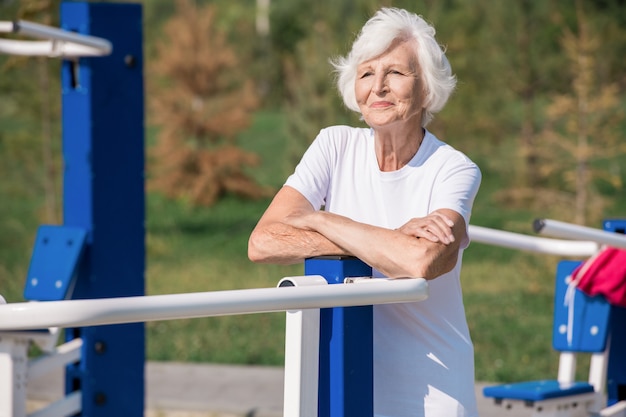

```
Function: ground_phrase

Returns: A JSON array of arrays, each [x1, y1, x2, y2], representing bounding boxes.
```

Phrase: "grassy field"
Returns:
[[2, 109, 622, 383]]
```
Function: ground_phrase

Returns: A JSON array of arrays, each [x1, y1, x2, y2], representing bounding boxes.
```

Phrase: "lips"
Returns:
[[371, 101, 393, 108]]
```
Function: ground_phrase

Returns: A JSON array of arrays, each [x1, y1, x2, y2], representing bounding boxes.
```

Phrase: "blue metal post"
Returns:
[[305, 257, 374, 417], [603, 219, 626, 406], [61, 2, 144, 416]]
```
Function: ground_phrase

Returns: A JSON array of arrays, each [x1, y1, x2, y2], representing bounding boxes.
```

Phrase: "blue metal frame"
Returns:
[[305, 257, 373, 417], [60, 2, 145, 415], [603, 219, 626, 406]]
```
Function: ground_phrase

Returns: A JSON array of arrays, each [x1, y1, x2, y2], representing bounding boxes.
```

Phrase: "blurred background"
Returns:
[[1, 0, 625, 383]]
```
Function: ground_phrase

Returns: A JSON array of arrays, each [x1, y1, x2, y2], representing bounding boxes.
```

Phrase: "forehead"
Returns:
[[358, 39, 418, 69]]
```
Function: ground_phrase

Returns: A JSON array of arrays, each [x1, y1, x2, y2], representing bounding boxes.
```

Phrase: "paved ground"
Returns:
[[27, 361, 526, 417]]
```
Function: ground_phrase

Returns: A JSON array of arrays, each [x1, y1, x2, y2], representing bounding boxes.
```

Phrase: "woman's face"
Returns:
[[355, 39, 425, 130]]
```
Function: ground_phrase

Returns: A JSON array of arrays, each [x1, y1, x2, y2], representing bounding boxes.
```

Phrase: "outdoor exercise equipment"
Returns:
[[482, 219, 626, 417], [0, 19, 111, 57], [1, 2, 625, 417], [1, 2, 144, 416]]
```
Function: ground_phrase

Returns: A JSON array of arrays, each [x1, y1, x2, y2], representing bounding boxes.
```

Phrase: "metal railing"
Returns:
[[469, 219, 626, 257], [469, 224, 600, 256], [2, 218, 625, 417], [0, 276, 428, 417], [0, 277, 427, 331], [534, 219, 626, 249], [0, 20, 112, 57]]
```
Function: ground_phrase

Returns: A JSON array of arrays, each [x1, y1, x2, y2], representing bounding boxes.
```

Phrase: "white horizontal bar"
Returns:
[[0, 39, 107, 57], [469, 225, 599, 257], [534, 219, 626, 249], [0, 278, 428, 331], [0, 20, 111, 57], [599, 400, 626, 417], [0, 329, 57, 344], [28, 390, 81, 417], [28, 338, 82, 380], [15, 21, 110, 51]]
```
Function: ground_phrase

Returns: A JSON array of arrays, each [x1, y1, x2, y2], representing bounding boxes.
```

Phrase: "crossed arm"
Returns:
[[248, 186, 467, 280]]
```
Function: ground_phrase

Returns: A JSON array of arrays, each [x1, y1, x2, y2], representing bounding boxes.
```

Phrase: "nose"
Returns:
[[373, 72, 388, 95]]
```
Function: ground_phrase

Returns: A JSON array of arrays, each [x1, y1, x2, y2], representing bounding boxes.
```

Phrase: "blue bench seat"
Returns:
[[483, 380, 595, 402]]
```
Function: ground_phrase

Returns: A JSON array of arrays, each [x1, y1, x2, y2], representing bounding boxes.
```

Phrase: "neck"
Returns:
[[374, 128, 425, 172]]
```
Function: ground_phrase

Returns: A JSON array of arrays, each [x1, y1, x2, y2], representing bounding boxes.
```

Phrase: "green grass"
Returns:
[[145, 193, 301, 365], [144, 110, 302, 365], [462, 251, 560, 382]]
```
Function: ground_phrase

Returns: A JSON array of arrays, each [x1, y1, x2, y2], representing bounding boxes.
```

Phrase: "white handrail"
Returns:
[[0, 20, 112, 57], [469, 225, 600, 257], [0, 277, 428, 331], [534, 219, 626, 249]]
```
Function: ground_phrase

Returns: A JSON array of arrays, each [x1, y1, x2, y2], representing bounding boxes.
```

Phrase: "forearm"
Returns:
[[248, 221, 350, 264], [310, 211, 459, 279]]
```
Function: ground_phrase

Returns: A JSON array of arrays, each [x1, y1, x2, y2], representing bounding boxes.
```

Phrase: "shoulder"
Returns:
[[423, 130, 480, 174], [309, 126, 371, 158]]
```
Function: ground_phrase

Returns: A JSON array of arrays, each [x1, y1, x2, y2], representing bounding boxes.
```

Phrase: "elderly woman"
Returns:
[[249, 7, 481, 417]]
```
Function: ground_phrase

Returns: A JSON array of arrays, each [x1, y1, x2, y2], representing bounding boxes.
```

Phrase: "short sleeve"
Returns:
[[432, 156, 481, 224], [284, 128, 334, 210], [430, 154, 481, 249]]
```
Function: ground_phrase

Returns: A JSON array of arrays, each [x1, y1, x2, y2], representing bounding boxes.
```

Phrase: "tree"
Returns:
[[278, 0, 382, 175], [1, 0, 62, 224], [528, 0, 624, 224], [148, 0, 271, 206], [281, 19, 359, 171]]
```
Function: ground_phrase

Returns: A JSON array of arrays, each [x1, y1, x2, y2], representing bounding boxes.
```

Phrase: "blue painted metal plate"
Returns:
[[24, 225, 87, 301], [553, 260, 611, 352]]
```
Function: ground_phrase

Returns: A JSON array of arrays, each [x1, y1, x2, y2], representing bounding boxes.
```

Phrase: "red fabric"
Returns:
[[571, 247, 626, 307]]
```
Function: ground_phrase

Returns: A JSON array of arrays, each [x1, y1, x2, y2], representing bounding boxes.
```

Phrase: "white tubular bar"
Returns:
[[469, 225, 599, 257], [28, 390, 81, 417], [0, 20, 111, 57], [0, 277, 428, 331], [0, 39, 106, 57], [557, 352, 577, 384], [284, 309, 320, 417], [280, 275, 328, 417], [27, 338, 82, 381], [588, 351, 609, 394], [599, 401, 626, 417], [534, 219, 626, 249]]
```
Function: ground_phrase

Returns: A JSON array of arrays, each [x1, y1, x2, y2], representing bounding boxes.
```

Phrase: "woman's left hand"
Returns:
[[396, 212, 456, 245]]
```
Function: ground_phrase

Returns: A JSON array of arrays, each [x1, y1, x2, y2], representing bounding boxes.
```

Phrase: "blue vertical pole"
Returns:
[[305, 257, 374, 417], [603, 219, 626, 406], [61, 2, 144, 416]]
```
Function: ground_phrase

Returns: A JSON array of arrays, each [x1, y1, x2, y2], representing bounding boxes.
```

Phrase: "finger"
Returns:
[[430, 212, 455, 228], [398, 223, 442, 243], [421, 220, 454, 244]]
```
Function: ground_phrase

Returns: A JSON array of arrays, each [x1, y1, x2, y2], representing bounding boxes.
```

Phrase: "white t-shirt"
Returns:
[[285, 126, 481, 417]]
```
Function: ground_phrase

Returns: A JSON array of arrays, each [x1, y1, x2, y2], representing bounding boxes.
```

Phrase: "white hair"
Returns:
[[331, 7, 456, 127]]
